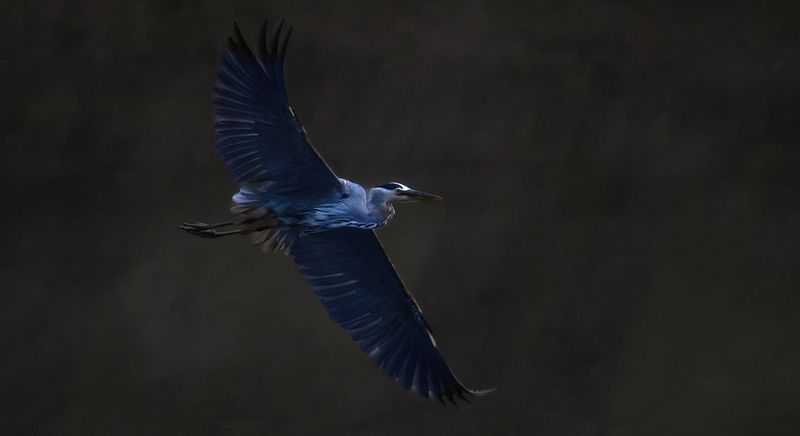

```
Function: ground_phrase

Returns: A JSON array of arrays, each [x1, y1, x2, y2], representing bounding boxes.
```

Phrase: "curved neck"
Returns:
[[366, 188, 395, 224]]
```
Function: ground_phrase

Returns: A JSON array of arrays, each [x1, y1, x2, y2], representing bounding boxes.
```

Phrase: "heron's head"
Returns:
[[373, 182, 443, 204]]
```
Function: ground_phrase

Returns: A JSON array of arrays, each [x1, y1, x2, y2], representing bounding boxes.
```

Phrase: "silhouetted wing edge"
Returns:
[[288, 228, 493, 404]]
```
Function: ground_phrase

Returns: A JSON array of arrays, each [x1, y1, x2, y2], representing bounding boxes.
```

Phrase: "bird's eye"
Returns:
[[394, 188, 402, 194]]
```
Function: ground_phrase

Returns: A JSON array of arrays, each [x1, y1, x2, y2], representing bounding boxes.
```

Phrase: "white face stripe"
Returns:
[[390, 182, 411, 191]]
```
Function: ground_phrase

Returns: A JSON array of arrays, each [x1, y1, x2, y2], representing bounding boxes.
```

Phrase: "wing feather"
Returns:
[[289, 228, 491, 403], [213, 20, 342, 212]]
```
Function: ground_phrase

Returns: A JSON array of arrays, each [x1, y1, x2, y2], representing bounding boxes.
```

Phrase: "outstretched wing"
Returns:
[[214, 20, 341, 208], [290, 228, 492, 404]]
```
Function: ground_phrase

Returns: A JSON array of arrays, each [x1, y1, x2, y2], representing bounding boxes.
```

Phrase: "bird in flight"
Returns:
[[181, 19, 492, 404]]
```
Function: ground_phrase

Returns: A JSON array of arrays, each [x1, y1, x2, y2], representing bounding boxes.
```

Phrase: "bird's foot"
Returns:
[[180, 222, 218, 238], [181, 221, 209, 229], [180, 220, 245, 238]]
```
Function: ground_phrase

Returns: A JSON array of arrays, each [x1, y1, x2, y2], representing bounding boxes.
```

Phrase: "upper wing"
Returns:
[[214, 20, 341, 206], [290, 228, 491, 404]]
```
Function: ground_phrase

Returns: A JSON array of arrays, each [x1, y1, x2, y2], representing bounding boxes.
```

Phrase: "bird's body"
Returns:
[[301, 179, 397, 230], [233, 178, 395, 232], [181, 19, 491, 404]]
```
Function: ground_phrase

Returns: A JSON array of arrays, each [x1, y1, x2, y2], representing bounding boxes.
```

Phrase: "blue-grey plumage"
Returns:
[[181, 19, 493, 405]]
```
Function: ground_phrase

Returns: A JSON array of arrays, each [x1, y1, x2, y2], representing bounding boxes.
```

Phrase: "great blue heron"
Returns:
[[181, 19, 492, 404]]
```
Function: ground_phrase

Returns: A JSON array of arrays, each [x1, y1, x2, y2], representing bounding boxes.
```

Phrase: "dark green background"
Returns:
[[2, 1, 798, 434]]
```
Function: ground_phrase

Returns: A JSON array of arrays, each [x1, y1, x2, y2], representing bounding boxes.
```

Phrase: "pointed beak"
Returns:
[[405, 189, 443, 201]]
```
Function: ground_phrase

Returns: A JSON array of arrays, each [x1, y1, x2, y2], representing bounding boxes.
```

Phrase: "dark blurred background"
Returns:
[[2, 0, 799, 434]]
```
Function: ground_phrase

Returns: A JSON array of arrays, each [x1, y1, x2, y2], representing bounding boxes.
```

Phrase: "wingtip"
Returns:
[[258, 18, 269, 57], [443, 386, 495, 407], [468, 387, 497, 397], [433, 388, 495, 407], [232, 21, 243, 41], [228, 18, 292, 61], [423, 385, 495, 406], [278, 25, 293, 60], [445, 394, 459, 407], [268, 19, 286, 55]]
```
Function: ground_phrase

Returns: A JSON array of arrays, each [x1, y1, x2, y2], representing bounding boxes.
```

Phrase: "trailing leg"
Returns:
[[179, 221, 242, 238]]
